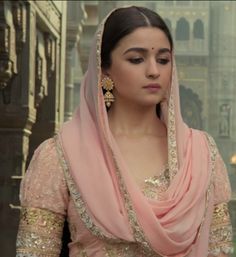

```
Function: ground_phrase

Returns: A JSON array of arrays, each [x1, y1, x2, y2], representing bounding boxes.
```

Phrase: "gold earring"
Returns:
[[101, 76, 115, 107]]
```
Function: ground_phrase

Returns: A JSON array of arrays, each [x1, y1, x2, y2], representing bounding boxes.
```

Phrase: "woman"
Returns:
[[16, 6, 234, 257]]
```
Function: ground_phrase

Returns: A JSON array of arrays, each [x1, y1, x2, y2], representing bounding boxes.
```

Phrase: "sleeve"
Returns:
[[213, 152, 231, 205], [208, 148, 234, 256], [16, 138, 69, 257]]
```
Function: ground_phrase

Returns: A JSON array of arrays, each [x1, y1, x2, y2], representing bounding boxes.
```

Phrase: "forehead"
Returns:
[[115, 27, 171, 51]]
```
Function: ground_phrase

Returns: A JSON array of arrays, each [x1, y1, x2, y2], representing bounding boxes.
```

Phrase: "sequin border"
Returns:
[[167, 90, 178, 180], [192, 132, 218, 245], [94, 14, 160, 256], [54, 130, 218, 257], [54, 135, 124, 244], [108, 144, 162, 257]]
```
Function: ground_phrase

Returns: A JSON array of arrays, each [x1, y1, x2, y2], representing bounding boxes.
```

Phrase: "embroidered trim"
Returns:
[[54, 118, 219, 256], [19, 207, 64, 234], [104, 241, 146, 257], [95, 16, 162, 256], [76, 242, 89, 257], [16, 254, 38, 257], [209, 225, 234, 256], [105, 133, 218, 257], [168, 90, 178, 181], [16, 207, 64, 257], [192, 133, 218, 244], [208, 202, 234, 255], [211, 203, 232, 226], [110, 147, 162, 257], [143, 166, 170, 200], [54, 132, 219, 256], [54, 135, 123, 244]]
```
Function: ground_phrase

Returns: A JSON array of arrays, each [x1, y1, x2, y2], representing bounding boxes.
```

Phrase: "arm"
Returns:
[[207, 145, 234, 257], [16, 207, 64, 256], [208, 203, 233, 257], [16, 138, 69, 257]]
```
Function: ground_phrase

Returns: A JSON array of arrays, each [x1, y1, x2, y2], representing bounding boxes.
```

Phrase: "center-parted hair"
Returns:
[[101, 6, 173, 69]]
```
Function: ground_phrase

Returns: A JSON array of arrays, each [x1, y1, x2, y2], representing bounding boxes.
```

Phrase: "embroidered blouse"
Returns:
[[16, 138, 234, 257]]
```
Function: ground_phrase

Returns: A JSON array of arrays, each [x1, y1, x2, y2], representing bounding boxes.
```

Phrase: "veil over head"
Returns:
[[59, 7, 217, 256]]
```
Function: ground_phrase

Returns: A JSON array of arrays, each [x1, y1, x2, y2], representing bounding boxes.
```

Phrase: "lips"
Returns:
[[143, 84, 161, 89]]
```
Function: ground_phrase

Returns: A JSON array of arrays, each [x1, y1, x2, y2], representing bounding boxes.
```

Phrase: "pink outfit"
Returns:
[[17, 137, 233, 257], [16, 7, 234, 257]]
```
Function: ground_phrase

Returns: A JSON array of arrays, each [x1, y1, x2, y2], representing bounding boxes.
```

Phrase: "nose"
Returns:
[[146, 59, 160, 79]]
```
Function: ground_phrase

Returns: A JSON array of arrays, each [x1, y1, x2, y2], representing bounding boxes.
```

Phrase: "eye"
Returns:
[[157, 58, 170, 65], [128, 57, 144, 64]]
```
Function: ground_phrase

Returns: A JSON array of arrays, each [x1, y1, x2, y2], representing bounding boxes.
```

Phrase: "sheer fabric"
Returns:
[[16, 6, 234, 257], [16, 138, 233, 257]]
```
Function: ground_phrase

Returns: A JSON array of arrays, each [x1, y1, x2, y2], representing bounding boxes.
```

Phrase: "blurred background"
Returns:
[[0, 1, 235, 256]]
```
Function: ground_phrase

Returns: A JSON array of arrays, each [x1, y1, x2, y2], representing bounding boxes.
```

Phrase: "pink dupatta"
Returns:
[[59, 8, 217, 257]]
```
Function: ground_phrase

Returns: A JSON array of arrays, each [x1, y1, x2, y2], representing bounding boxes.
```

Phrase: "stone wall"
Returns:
[[0, 1, 67, 256]]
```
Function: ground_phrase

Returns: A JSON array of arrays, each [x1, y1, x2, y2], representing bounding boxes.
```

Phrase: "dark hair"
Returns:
[[101, 6, 173, 69]]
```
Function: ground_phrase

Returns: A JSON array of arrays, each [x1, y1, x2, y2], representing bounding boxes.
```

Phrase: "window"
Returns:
[[193, 19, 204, 39], [176, 17, 190, 40]]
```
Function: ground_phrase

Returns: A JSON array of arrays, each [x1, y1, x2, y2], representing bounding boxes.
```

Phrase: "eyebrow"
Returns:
[[123, 47, 171, 55]]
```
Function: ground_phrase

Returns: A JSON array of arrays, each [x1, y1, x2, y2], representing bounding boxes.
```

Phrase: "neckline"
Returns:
[[135, 163, 169, 189]]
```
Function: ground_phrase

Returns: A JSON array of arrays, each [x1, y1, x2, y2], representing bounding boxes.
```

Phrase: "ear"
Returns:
[[101, 68, 110, 78]]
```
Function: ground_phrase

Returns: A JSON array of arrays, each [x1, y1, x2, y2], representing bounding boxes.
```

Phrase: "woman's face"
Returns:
[[104, 27, 172, 108]]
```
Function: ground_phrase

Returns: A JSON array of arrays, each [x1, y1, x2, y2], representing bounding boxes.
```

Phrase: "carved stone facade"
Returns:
[[64, 1, 86, 121], [0, 1, 67, 256]]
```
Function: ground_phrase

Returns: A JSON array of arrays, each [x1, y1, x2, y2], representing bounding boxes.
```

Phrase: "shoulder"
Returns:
[[20, 136, 69, 213], [32, 137, 57, 160], [191, 128, 213, 140], [28, 136, 65, 172], [191, 129, 218, 148], [21, 137, 60, 187], [24, 137, 64, 182], [190, 129, 231, 202]]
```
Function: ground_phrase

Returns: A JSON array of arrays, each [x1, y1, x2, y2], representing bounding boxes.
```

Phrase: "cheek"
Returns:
[[110, 65, 135, 85], [163, 66, 172, 85]]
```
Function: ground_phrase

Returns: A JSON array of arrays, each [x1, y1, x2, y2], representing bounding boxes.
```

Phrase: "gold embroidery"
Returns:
[[110, 148, 162, 257], [94, 16, 158, 255], [104, 242, 149, 257], [96, 25, 103, 73], [109, 133, 218, 256], [193, 133, 217, 245], [54, 133, 219, 257], [208, 203, 234, 256], [54, 134, 159, 255], [168, 90, 178, 181], [76, 242, 89, 257], [130, 135, 233, 256], [96, 16, 167, 255], [54, 135, 123, 244], [142, 167, 170, 200], [211, 203, 231, 226], [16, 207, 64, 257]]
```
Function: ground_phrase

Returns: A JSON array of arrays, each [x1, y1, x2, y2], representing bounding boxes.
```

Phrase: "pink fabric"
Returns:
[[59, 8, 218, 257]]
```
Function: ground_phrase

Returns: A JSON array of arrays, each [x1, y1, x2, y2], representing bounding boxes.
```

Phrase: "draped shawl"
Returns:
[[59, 8, 218, 257]]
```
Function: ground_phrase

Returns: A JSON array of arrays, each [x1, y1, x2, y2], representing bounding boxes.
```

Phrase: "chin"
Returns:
[[140, 96, 164, 106], [138, 101, 161, 108]]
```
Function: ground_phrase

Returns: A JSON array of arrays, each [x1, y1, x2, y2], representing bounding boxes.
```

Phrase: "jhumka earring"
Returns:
[[101, 76, 115, 107]]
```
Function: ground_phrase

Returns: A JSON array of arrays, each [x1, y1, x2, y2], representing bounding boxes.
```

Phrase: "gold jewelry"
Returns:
[[101, 76, 115, 107]]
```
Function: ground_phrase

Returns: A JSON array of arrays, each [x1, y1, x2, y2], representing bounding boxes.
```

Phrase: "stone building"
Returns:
[[0, 1, 67, 256]]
